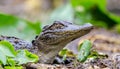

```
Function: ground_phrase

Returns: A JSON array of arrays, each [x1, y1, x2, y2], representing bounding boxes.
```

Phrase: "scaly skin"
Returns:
[[32, 21, 93, 63], [0, 21, 93, 64]]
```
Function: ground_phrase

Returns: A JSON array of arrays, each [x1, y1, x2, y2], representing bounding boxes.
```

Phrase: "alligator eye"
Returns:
[[49, 23, 65, 30]]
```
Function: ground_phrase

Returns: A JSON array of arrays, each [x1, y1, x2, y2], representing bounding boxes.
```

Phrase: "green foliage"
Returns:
[[77, 40, 92, 62], [71, 0, 120, 28], [88, 50, 108, 59], [0, 41, 17, 65], [71, 0, 99, 10], [0, 41, 39, 67], [59, 49, 75, 61], [0, 41, 16, 57], [14, 50, 39, 65], [77, 40, 107, 62], [0, 50, 6, 65], [0, 13, 41, 41], [4, 66, 23, 69], [0, 12, 40, 68], [59, 49, 67, 57], [59, 40, 106, 63], [7, 58, 16, 66]]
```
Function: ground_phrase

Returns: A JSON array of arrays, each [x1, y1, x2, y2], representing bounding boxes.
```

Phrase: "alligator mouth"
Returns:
[[69, 23, 93, 41]]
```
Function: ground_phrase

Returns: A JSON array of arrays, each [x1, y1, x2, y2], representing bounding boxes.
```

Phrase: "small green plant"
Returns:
[[59, 49, 75, 61], [59, 40, 92, 62], [77, 40, 92, 62], [59, 40, 107, 63], [0, 41, 39, 68], [77, 40, 107, 62]]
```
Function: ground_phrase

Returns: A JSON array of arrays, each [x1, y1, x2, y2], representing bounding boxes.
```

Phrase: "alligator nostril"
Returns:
[[35, 35, 38, 39]]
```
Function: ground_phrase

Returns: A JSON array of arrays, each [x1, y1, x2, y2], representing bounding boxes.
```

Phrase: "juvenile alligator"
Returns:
[[0, 21, 93, 63]]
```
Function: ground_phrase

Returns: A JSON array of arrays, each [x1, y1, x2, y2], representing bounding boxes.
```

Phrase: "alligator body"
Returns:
[[0, 36, 38, 53], [0, 21, 93, 63]]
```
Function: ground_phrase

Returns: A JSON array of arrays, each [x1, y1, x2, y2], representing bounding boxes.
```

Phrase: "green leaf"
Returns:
[[7, 57, 16, 66], [59, 49, 67, 56], [71, 0, 120, 28], [0, 50, 7, 65], [59, 49, 76, 61], [0, 13, 41, 41], [59, 49, 75, 57], [4, 66, 23, 69], [49, 3, 74, 24], [59, 49, 67, 61], [0, 41, 39, 66], [0, 41, 16, 57], [71, 0, 96, 25], [88, 50, 108, 59], [77, 40, 92, 62], [71, 0, 98, 9], [14, 50, 39, 65], [97, 0, 120, 24]]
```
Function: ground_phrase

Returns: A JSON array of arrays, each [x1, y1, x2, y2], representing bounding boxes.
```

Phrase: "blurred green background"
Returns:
[[0, 0, 120, 41]]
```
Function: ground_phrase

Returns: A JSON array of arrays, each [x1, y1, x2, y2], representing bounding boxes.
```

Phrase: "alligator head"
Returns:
[[33, 21, 93, 63]]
